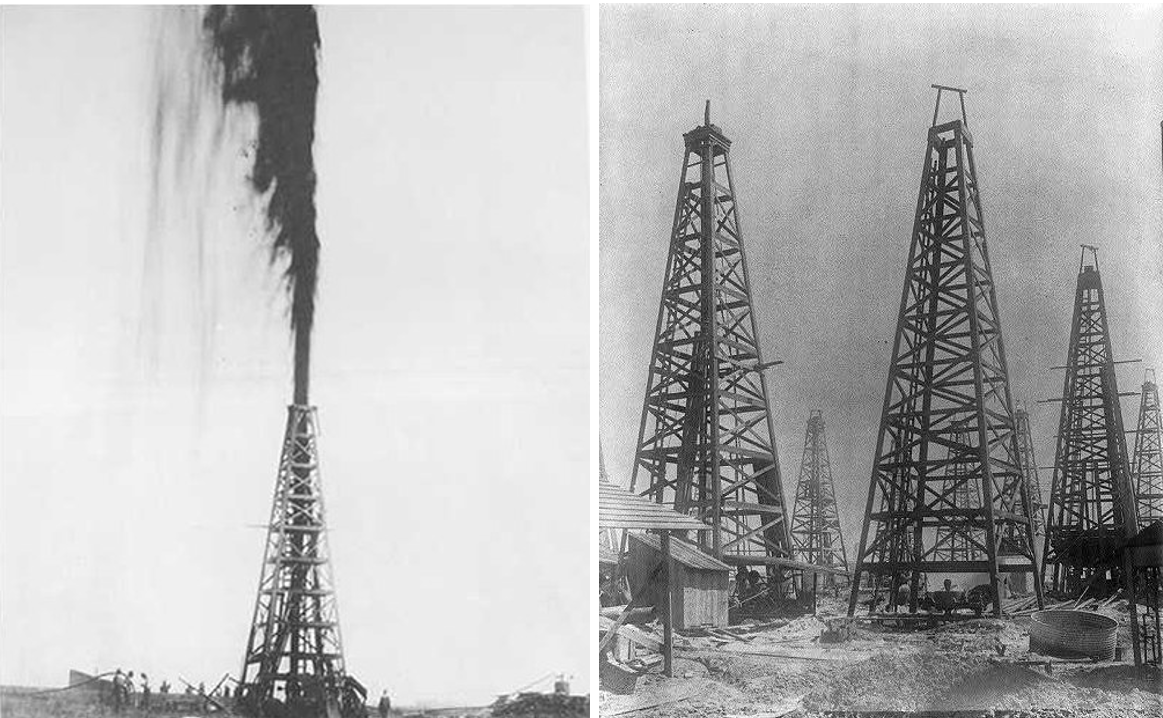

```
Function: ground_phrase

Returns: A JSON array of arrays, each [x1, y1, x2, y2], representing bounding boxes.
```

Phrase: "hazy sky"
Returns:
[[1, 6, 587, 705], [600, 5, 1163, 561]]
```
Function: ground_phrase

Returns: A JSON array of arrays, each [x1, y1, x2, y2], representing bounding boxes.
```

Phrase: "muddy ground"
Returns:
[[600, 598, 1163, 717]]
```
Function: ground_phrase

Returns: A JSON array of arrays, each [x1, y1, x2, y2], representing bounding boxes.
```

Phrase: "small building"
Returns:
[[626, 532, 730, 629], [597, 475, 717, 680]]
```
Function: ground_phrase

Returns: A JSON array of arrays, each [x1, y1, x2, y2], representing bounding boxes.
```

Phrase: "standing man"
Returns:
[[111, 669, 125, 713], [140, 674, 151, 712], [378, 689, 392, 718]]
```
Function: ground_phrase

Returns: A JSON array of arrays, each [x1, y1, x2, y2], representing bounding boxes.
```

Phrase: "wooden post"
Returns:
[[1125, 551, 1142, 667], [662, 530, 675, 678], [812, 572, 819, 614]]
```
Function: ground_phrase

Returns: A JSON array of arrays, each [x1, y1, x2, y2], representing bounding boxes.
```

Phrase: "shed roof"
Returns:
[[719, 553, 852, 577], [598, 479, 712, 532], [629, 532, 731, 572]]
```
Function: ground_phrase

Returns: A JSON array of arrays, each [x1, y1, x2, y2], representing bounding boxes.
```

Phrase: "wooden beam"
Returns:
[[662, 530, 675, 678]]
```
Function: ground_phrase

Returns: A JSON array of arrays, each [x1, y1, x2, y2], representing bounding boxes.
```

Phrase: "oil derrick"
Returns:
[[631, 102, 794, 592], [1131, 370, 1163, 529], [1014, 407, 1047, 536], [1042, 248, 1139, 596], [239, 406, 360, 717], [789, 411, 850, 590], [847, 86, 1042, 617]]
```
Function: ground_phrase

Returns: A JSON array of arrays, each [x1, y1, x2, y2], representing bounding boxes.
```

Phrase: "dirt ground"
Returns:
[[600, 598, 1163, 717]]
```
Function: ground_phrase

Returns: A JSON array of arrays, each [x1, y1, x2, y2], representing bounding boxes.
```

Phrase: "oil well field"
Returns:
[[597, 79, 1163, 718]]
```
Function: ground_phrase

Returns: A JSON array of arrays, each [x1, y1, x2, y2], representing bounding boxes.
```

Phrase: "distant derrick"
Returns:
[[931, 426, 984, 563], [1014, 407, 1047, 536], [789, 411, 850, 590], [1131, 371, 1163, 529]]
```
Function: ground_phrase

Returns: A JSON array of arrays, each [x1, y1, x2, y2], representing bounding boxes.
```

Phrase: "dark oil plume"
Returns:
[[203, 6, 321, 405]]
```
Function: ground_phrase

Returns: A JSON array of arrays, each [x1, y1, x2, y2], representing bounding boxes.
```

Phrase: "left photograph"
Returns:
[[0, 6, 589, 718]]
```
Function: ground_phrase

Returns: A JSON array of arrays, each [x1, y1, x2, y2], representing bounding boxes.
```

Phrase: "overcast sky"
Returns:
[[1, 6, 587, 705], [600, 4, 1163, 561]]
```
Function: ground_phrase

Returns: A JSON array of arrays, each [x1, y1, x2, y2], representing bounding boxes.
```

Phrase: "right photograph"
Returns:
[[598, 4, 1163, 715]]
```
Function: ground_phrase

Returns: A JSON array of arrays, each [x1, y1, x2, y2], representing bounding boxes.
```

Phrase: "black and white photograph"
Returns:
[[598, 4, 1163, 715], [0, 6, 588, 718]]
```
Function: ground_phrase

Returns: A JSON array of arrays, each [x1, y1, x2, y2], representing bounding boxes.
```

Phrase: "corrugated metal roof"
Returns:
[[598, 479, 712, 531], [629, 532, 731, 572]]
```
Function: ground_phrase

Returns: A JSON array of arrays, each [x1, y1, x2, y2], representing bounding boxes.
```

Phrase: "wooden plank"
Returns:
[[675, 643, 851, 661], [662, 531, 675, 678], [618, 625, 662, 652]]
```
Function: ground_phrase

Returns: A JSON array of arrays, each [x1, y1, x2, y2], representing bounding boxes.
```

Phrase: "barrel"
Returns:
[[1029, 609, 1118, 660]]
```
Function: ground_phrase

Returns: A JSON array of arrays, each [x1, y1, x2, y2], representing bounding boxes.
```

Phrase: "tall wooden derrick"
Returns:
[[847, 87, 1042, 617], [630, 103, 795, 592], [1131, 370, 1163, 530], [1042, 248, 1139, 596], [1014, 407, 1047, 536], [239, 406, 360, 717], [790, 411, 850, 590]]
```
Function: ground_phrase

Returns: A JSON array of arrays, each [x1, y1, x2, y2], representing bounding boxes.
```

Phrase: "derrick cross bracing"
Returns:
[[931, 425, 984, 563], [790, 411, 850, 590], [630, 102, 795, 593], [1042, 249, 1140, 595], [239, 405, 350, 714], [1132, 370, 1163, 529], [847, 86, 1042, 618]]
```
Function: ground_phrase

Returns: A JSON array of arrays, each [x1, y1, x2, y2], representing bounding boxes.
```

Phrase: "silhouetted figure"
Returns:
[[378, 690, 391, 718], [140, 674, 151, 712], [111, 669, 126, 713]]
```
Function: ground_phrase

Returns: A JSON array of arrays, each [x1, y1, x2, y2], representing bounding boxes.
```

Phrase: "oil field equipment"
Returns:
[[790, 411, 850, 591], [1131, 370, 1163, 530], [629, 102, 795, 594], [1041, 248, 1139, 597], [847, 86, 1042, 618]]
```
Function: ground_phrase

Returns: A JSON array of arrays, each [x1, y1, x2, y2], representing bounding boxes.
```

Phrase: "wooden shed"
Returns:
[[597, 476, 714, 678], [626, 532, 730, 629]]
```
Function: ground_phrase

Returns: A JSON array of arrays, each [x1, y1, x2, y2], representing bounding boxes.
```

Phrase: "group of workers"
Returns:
[[108, 670, 223, 713], [733, 567, 787, 602], [109, 669, 153, 713]]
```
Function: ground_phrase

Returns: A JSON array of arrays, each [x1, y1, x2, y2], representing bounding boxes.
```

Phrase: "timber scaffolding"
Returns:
[[628, 102, 803, 593], [790, 411, 851, 596], [1039, 247, 1140, 598], [848, 85, 1042, 620]]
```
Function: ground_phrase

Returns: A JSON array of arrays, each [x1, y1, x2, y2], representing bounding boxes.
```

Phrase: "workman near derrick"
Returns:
[[140, 674, 151, 712], [378, 689, 392, 718], [111, 669, 125, 713]]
